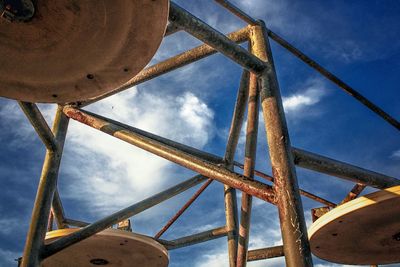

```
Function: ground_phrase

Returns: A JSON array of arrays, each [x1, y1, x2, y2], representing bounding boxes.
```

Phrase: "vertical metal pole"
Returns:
[[21, 105, 69, 267], [223, 70, 250, 267], [251, 22, 313, 266], [237, 71, 259, 267]]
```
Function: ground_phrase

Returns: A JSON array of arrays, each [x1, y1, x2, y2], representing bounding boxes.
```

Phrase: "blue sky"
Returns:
[[0, 0, 399, 266]]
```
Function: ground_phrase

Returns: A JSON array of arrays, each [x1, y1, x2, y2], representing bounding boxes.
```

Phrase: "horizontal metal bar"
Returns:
[[214, 0, 257, 25], [267, 30, 400, 131], [293, 147, 400, 189], [247, 245, 285, 261], [169, 2, 266, 74], [159, 226, 227, 250], [155, 179, 213, 239], [63, 218, 89, 228], [42, 175, 207, 259], [233, 162, 337, 208], [18, 102, 58, 151], [80, 26, 249, 107], [63, 107, 276, 203]]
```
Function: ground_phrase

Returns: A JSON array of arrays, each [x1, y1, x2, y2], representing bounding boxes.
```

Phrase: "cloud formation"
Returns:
[[61, 88, 215, 215]]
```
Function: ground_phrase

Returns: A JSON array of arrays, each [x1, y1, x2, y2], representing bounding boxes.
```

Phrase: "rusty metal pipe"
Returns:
[[234, 162, 336, 208], [224, 70, 250, 164], [340, 183, 366, 204], [155, 179, 213, 239], [247, 245, 285, 261], [223, 69, 250, 266], [81, 27, 249, 107], [214, 0, 257, 25], [169, 2, 266, 74], [237, 72, 259, 267], [63, 107, 275, 203], [292, 147, 400, 189], [18, 102, 58, 152], [267, 30, 400, 131], [252, 23, 313, 266], [21, 106, 69, 267], [159, 226, 227, 250], [42, 175, 207, 259]]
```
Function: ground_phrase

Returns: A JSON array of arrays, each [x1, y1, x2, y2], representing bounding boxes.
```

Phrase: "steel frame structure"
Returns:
[[15, 1, 399, 267]]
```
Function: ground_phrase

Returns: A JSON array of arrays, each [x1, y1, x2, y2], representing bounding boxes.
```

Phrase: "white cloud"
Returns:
[[61, 88, 215, 215], [391, 149, 400, 159], [283, 78, 327, 116], [0, 87, 215, 219]]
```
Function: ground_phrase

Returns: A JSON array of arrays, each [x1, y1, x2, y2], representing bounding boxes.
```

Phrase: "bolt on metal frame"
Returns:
[[14, 1, 399, 267]]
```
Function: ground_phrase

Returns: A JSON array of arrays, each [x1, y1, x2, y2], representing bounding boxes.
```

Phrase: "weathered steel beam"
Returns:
[[63, 107, 276, 203], [247, 245, 285, 261], [292, 147, 400, 189], [42, 175, 208, 259], [160, 226, 227, 250], [267, 30, 400, 131], [223, 69, 250, 267], [252, 22, 313, 266], [237, 72, 259, 267], [154, 179, 213, 239], [21, 106, 69, 267], [18, 102, 58, 152], [81, 26, 249, 107], [169, 2, 266, 74], [214, 0, 257, 25]]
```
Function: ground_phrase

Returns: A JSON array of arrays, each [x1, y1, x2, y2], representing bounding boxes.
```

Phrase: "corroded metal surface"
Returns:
[[63, 107, 276, 203], [14, 1, 399, 266], [160, 226, 227, 250], [42, 175, 207, 259], [237, 72, 259, 267], [155, 179, 213, 239], [223, 70, 250, 267], [82, 26, 250, 107], [267, 30, 400, 131], [247, 245, 285, 261], [21, 106, 69, 267], [293, 147, 400, 189], [251, 23, 313, 266]]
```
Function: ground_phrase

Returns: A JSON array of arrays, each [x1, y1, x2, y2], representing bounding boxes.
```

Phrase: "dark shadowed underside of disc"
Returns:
[[42, 228, 169, 266], [0, 0, 169, 103], [309, 185, 400, 265]]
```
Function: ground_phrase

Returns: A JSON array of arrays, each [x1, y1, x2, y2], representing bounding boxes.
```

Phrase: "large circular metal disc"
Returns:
[[42, 228, 169, 266], [0, 0, 169, 103], [309, 185, 400, 265]]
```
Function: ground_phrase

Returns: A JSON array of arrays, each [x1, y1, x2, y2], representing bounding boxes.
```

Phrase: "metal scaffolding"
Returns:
[[15, 1, 399, 266]]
